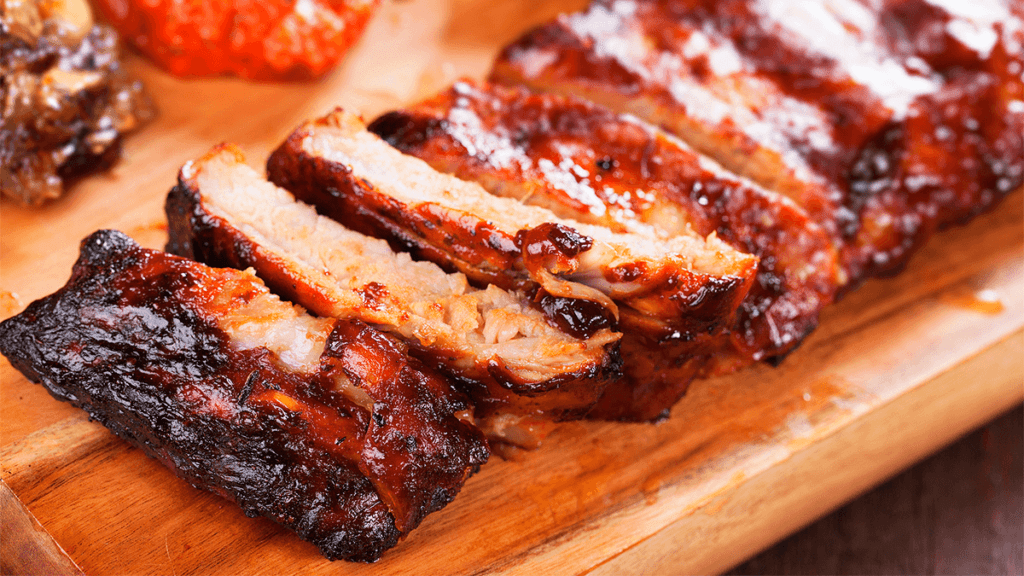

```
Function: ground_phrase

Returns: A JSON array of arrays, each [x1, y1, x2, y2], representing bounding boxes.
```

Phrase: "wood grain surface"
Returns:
[[1, 0, 1023, 573], [728, 404, 1023, 575]]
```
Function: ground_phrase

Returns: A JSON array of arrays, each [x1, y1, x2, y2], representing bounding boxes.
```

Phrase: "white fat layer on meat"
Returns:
[[203, 268, 375, 409], [756, 0, 939, 115], [192, 150, 618, 383], [216, 287, 332, 372]]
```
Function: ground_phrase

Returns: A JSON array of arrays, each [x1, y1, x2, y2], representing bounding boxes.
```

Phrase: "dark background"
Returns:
[[727, 403, 1023, 575]]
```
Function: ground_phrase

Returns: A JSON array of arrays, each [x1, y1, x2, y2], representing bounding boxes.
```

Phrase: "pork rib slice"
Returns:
[[491, 0, 1023, 285], [166, 145, 622, 441], [369, 79, 842, 368], [266, 109, 759, 346], [0, 230, 488, 562], [490, 0, 844, 236]]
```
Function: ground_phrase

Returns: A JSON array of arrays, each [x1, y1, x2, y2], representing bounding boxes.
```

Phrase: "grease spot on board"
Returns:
[[1, 290, 24, 321], [641, 473, 662, 505], [128, 221, 169, 250], [785, 375, 858, 451], [941, 287, 1004, 315], [708, 374, 854, 452], [504, 429, 617, 528]]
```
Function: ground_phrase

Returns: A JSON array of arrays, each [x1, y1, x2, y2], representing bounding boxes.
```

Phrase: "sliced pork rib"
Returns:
[[492, 0, 1023, 285], [491, 0, 844, 233], [0, 230, 488, 562], [266, 109, 759, 347], [166, 145, 622, 440], [369, 80, 841, 366], [266, 109, 763, 421]]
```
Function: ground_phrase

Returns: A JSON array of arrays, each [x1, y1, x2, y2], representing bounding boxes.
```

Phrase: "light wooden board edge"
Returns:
[[0, 478, 83, 576], [0, 415, 111, 484], [539, 330, 1024, 576]]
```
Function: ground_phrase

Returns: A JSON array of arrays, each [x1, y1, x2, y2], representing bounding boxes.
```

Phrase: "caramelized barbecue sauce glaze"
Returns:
[[267, 116, 757, 347], [842, 0, 1024, 280], [515, 223, 615, 339], [0, 230, 487, 562], [370, 89, 773, 421], [586, 329, 719, 421], [535, 291, 615, 340], [265, 139, 525, 290], [166, 178, 620, 422], [369, 81, 840, 363], [494, 0, 1022, 285], [490, 0, 847, 225], [846, 73, 1021, 279]]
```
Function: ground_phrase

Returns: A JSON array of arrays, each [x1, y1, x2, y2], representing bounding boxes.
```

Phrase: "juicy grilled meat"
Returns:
[[266, 109, 759, 348], [492, 0, 1023, 285], [0, 230, 488, 562], [369, 80, 841, 367], [165, 145, 622, 442], [266, 109, 762, 421], [491, 0, 844, 232]]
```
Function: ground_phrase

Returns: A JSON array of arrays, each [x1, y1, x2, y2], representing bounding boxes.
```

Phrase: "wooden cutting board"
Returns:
[[1, 0, 1022, 573]]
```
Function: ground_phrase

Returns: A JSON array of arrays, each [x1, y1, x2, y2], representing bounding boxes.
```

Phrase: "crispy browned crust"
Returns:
[[266, 111, 756, 346], [492, 0, 1023, 286], [369, 80, 841, 365], [165, 151, 621, 424], [0, 230, 488, 562]]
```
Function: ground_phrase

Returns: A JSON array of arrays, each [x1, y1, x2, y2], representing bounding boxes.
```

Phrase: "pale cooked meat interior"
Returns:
[[214, 282, 334, 374], [191, 151, 617, 384], [299, 113, 756, 294], [200, 266, 374, 409]]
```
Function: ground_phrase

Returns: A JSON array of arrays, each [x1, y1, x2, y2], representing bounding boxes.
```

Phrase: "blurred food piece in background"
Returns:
[[89, 0, 381, 81], [1, 0, 154, 206]]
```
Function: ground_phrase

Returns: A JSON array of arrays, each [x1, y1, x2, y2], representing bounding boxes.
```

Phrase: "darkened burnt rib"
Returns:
[[266, 109, 759, 346], [0, 230, 488, 562], [369, 80, 841, 366], [492, 0, 1023, 286], [164, 145, 623, 443]]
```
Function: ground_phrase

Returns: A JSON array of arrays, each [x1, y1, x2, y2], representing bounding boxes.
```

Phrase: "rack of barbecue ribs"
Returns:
[[166, 144, 622, 447], [358, 1, 1019, 415], [0, 230, 488, 562], [0, 0, 1020, 564], [491, 0, 1023, 286]]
